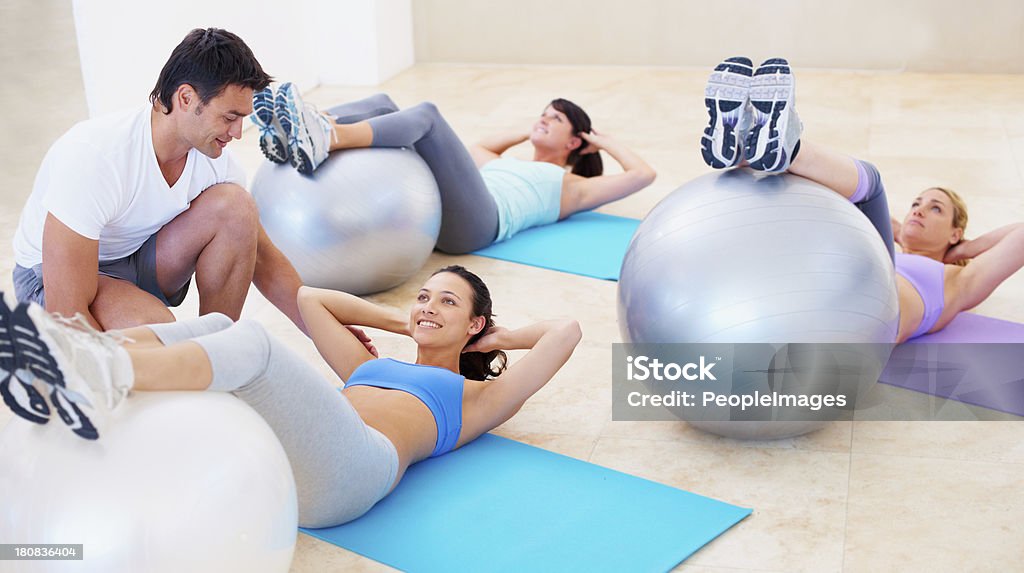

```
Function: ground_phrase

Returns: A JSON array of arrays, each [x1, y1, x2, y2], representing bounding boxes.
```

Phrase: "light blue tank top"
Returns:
[[479, 157, 565, 242]]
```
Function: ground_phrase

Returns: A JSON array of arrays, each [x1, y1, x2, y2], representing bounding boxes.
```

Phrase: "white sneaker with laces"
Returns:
[[251, 85, 290, 164], [276, 82, 334, 176], [25, 305, 135, 440], [745, 58, 803, 173], [701, 56, 754, 169]]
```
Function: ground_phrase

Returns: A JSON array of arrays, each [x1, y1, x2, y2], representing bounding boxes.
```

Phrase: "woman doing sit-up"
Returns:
[[0, 265, 582, 528], [250, 84, 656, 254], [701, 56, 1024, 343]]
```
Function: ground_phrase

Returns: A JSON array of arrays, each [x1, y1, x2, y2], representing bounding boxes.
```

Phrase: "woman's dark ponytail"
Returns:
[[550, 98, 603, 178]]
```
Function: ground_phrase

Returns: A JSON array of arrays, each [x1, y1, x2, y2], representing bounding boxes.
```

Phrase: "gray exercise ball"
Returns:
[[617, 169, 899, 439], [252, 148, 441, 295]]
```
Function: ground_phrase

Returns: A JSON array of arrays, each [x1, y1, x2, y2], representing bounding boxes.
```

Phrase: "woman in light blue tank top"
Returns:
[[254, 86, 656, 253], [700, 56, 1024, 342], [4, 266, 582, 529]]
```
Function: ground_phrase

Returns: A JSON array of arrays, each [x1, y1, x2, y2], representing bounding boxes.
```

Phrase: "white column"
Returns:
[[311, 0, 415, 85]]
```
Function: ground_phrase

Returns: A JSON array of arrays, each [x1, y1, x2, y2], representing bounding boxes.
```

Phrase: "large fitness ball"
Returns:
[[617, 169, 899, 439], [252, 148, 442, 295], [0, 392, 298, 572]]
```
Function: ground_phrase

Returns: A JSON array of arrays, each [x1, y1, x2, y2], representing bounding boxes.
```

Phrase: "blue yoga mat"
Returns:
[[472, 212, 641, 280], [302, 434, 750, 572]]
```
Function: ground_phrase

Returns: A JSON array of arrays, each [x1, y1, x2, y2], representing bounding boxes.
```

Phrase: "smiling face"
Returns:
[[900, 188, 965, 252], [176, 83, 253, 159], [529, 105, 582, 156], [409, 272, 485, 350]]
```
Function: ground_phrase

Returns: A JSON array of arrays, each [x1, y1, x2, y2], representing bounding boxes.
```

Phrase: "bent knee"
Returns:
[[195, 184, 258, 217], [194, 184, 259, 231], [412, 101, 441, 118]]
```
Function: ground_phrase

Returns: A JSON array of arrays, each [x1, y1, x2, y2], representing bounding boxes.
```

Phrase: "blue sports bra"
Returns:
[[344, 358, 464, 457]]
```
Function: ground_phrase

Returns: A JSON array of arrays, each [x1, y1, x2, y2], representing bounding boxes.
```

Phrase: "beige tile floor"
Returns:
[[2, 2, 1024, 572]]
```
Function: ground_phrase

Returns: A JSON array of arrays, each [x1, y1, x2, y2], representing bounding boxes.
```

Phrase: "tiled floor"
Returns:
[[2, 2, 1023, 572]]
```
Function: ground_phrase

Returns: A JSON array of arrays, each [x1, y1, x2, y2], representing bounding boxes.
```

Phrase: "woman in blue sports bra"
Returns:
[[251, 83, 657, 254], [701, 56, 1024, 342], [6, 265, 582, 528]]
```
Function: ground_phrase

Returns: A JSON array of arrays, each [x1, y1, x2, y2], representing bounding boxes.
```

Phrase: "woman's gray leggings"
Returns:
[[326, 94, 498, 254], [144, 314, 398, 529], [850, 159, 895, 261]]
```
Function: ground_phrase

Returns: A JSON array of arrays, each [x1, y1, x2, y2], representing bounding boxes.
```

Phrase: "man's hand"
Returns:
[[346, 325, 379, 358]]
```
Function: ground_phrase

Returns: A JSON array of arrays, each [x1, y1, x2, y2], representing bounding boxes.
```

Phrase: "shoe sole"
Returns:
[[20, 304, 102, 440], [253, 89, 289, 165], [1, 301, 50, 424], [50, 385, 99, 440], [11, 304, 65, 388], [1, 371, 50, 424], [746, 58, 795, 172], [701, 58, 753, 169], [276, 84, 317, 176]]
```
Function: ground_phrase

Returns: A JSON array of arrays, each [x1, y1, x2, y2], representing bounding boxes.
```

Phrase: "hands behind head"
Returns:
[[347, 325, 379, 358], [943, 239, 973, 264], [890, 217, 903, 247], [579, 129, 607, 155], [462, 325, 510, 354]]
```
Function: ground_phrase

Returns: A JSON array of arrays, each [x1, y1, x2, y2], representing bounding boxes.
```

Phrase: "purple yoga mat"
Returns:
[[905, 313, 1024, 343], [879, 313, 1024, 417]]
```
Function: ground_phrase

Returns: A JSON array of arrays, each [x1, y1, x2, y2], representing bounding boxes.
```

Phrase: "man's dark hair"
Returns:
[[150, 28, 271, 114]]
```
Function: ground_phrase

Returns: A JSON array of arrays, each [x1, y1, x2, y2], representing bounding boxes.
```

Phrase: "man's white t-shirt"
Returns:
[[13, 104, 246, 268]]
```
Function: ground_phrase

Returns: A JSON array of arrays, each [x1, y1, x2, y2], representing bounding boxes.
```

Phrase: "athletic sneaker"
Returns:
[[276, 82, 335, 176], [20, 305, 135, 440], [745, 58, 803, 172], [701, 56, 754, 169], [251, 86, 290, 164], [4, 303, 97, 439], [0, 296, 51, 425]]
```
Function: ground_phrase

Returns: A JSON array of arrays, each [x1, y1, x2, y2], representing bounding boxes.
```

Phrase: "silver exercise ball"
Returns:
[[0, 393, 297, 572], [252, 148, 441, 295], [618, 169, 899, 439]]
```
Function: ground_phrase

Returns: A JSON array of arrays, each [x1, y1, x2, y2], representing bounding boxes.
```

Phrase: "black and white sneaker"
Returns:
[[745, 58, 803, 172], [252, 85, 290, 164], [701, 56, 754, 169], [9, 303, 101, 439], [13, 305, 135, 440], [0, 297, 50, 425]]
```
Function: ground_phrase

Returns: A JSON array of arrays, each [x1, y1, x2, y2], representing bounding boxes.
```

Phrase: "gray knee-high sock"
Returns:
[[190, 319, 271, 393], [144, 313, 234, 346]]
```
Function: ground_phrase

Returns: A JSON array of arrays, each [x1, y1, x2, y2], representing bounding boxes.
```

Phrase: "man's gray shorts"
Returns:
[[12, 233, 190, 308]]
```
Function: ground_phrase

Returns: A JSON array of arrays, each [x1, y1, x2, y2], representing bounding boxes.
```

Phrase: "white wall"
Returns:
[[313, 0, 415, 85], [72, 0, 413, 118], [413, 0, 1024, 73]]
